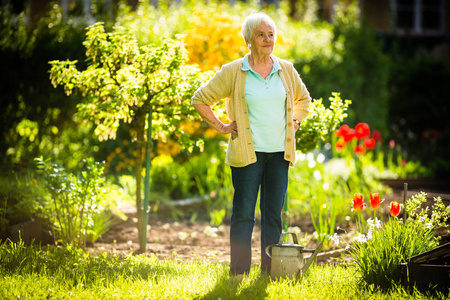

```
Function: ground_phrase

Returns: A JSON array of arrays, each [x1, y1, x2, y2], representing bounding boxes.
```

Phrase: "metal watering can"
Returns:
[[265, 232, 323, 280]]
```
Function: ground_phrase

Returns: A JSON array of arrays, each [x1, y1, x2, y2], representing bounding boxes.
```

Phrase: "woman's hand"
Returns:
[[220, 121, 238, 135], [193, 104, 238, 136]]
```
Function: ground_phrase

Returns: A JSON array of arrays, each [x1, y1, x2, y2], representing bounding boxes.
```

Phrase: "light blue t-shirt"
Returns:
[[242, 54, 287, 152]]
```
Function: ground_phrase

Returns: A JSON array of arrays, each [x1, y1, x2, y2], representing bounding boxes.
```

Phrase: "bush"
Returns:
[[35, 157, 112, 247], [0, 4, 101, 170], [387, 56, 450, 176], [0, 161, 45, 237], [296, 92, 351, 153]]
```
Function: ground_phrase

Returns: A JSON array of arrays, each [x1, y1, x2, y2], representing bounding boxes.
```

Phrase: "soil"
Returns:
[[88, 184, 450, 265], [90, 210, 325, 264]]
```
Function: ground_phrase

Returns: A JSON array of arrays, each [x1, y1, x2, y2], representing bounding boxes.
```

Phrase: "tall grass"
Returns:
[[0, 240, 446, 299]]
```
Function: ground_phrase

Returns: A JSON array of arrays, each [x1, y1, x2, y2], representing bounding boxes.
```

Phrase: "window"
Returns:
[[391, 0, 444, 35]]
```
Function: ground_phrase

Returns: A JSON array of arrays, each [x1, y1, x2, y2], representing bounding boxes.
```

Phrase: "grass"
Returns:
[[0, 240, 447, 300]]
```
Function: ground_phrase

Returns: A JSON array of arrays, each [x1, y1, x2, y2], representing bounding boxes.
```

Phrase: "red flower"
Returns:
[[372, 130, 382, 141], [335, 139, 346, 152], [370, 193, 384, 209], [355, 123, 370, 140], [352, 193, 366, 211], [334, 129, 342, 137], [364, 138, 376, 149], [354, 145, 366, 155], [389, 139, 395, 148], [390, 201, 401, 217], [336, 125, 354, 142]]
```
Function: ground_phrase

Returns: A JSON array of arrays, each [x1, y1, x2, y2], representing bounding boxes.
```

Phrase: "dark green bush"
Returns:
[[387, 55, 450, 176], [0, 5, 105, 170], [0, 162, 45, 237], [295, 23, 390, 133]]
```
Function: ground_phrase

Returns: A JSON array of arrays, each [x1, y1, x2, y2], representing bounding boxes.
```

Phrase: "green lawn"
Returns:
[[0, 241, 446, 299]]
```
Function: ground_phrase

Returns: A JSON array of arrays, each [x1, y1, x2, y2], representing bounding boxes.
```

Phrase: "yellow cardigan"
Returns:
[[191, 57, 311, 167]]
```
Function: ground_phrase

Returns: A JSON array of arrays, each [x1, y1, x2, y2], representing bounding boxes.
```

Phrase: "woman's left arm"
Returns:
[[292, 67, 312, 126]]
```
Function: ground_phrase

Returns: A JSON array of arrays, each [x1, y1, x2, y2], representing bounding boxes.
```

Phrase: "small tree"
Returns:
[[49, 22, 208, 251]]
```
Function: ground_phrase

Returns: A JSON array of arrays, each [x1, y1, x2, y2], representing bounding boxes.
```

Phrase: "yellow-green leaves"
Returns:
[[49, 23, 204, 144], [296, 92, 351, 154]]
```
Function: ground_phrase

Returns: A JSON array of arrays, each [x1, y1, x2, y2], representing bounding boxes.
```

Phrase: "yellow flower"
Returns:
[[184, 9, 245, 72]]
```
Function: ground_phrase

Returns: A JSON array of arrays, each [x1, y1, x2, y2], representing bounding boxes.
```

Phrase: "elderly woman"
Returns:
[[191, 12, 311, 276]]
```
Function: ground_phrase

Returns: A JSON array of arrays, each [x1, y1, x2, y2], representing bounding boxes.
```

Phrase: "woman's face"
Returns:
[[250, 21, 275, 57]]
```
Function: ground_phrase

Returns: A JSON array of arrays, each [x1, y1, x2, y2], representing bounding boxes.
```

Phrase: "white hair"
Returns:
[[241, 12, 277, 46]]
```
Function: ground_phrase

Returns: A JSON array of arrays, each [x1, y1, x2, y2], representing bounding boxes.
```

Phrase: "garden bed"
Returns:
[[89, 213, 350, 265], [88, 184, 450, 265]]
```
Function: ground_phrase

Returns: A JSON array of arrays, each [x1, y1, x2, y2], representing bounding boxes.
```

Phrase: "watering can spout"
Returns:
[[301, 242, 323, 274]]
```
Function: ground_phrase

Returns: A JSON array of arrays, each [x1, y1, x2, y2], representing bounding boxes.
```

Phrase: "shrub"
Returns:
[[35, 157, 111, 248], [0, 162, 45, 237], [296, 92, 351, 154]]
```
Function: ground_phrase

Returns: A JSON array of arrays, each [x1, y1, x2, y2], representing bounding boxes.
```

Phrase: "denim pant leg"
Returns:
[[229, 160, 262, 275], [229, 152, 289, 275], [260, 152, 289, 273]]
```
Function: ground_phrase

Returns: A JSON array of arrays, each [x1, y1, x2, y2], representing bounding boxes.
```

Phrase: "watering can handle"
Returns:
[[278, 232, 299, 245], [265, 245, 273, 258], [266, 232, 300, 258]]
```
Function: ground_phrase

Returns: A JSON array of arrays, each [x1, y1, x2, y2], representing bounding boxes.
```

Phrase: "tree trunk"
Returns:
[[134, 103, 148, 253], [142, 100, 153, 252]]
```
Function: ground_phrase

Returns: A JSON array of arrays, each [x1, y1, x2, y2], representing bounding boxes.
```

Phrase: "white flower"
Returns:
[[317, 153, 326, 164], [418, 216, 426, 223], [425, 222, 433, 229], [313, 169, 322, 181], [308, 160, 316, 168], [367, 217, 382, 229], [354, 233, 367, 243], [296, 152, 306, 161], [329, 233, 341, 246], [374, 217, 382, 228]]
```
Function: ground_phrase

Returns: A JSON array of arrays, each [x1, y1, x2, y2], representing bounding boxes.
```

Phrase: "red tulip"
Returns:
[[354, 145, 366, 155], [364, 138, 376, 149], [336, 125, 355, 142], [352, 193, 366, 211], [390, 201, 401, 217], [355, 123, 370, 140], [335, 139, 346, 152], [370, 193, 384, 209], [334, 129, 342, 138], [372, 130, 382, 141], [389, 139, 395, 148]]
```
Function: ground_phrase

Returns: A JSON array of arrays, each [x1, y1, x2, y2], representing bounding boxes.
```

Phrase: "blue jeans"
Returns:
[[229, 152, 289, 275]]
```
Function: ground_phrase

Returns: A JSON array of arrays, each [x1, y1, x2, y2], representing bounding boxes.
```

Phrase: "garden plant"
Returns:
[[49, 22, 209, 251], [330, 192, 450, 291], [35, 157, 112, 248]]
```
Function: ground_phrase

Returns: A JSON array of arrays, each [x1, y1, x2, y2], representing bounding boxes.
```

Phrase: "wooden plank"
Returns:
[[401, 263, 450, 293], [407, 242, 450, 264], [380, 179, 450, 191]]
